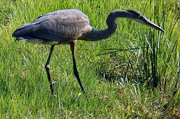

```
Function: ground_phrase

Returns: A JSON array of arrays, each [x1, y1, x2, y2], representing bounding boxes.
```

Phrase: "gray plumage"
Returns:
[[12, 9, 164, 94], [13, 9, 92, 44]]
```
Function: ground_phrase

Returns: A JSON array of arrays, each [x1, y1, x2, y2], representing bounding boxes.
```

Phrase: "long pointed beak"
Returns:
[[134, 16, 165, 32]]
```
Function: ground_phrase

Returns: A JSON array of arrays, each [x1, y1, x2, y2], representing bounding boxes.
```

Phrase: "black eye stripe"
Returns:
[[138, 15, 143, 18], [126, 9, 142, 17], [138, 16, 147, 22]]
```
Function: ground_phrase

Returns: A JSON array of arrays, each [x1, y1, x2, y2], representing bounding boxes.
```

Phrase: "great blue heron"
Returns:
[[12, 9, 164, 94]]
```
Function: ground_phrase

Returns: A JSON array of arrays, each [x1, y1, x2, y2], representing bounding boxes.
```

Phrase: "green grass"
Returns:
[[0, 0, 179, 118]]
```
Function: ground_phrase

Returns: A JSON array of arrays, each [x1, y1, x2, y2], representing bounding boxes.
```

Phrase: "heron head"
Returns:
[[125, 9, 164, 32]]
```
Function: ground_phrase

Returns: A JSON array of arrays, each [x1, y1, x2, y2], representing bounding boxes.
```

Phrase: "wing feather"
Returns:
[[13, 9, 91, 42]]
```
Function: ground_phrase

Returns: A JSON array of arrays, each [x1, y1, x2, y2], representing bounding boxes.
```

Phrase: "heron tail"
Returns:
[[12, 23, 34, 40]]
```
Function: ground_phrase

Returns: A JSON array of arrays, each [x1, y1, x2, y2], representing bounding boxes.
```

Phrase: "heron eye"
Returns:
[[138, 15, 143, 19]]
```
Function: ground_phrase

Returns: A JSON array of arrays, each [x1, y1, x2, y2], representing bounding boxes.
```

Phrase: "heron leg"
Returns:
[[70, 41, 85, 93], [45, 45, 55, 94]]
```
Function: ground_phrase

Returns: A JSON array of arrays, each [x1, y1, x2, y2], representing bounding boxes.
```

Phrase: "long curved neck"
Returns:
[[79, 9, 164, 41], [80, 11, 119, 41]]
